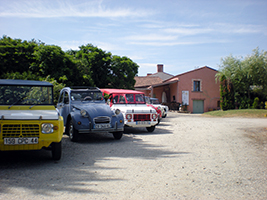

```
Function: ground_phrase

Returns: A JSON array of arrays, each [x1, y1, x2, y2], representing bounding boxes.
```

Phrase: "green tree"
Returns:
[[66, 49, 94, 87], [68, 44, 139, 88], [0, 35, 38, 78], [216, 48, 267, 109], [75, 44, 112, 88], [41, 76, 65, 104], [109, 55, 138, 89], [243, 48, 267, 101], [1, 37, 139, 90], [30, 44, 82, 86], [220, 75, 234, 110]]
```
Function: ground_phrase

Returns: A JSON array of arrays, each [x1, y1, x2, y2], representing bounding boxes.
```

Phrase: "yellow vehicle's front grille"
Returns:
[[2, 124, 40, 138]]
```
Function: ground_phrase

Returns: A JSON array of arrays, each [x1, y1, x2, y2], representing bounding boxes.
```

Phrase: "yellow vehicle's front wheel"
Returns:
[[51, 141, 62, 160]]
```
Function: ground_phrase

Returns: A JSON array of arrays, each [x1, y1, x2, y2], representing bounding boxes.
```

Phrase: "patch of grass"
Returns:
[[203, 109, 267, 118]]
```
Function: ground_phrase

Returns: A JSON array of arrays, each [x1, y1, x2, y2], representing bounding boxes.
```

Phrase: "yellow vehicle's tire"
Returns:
[[51, 141, 62, 160]]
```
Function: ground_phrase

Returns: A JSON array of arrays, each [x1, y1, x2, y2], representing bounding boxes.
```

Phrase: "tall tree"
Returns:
[[243, 48, 267, 100], [75, 44, 112, 88], [0, 36, 38, 78], [216, 48, 267, 109], [30, 44, 81, 86], [109, 55, 138, 89]]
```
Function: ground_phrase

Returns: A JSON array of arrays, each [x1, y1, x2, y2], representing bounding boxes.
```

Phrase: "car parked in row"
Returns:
[[145, 97, 169, 118], [0, 79, 64, 160], [57, 87, 124, 141], [101, 89, 158, 132]]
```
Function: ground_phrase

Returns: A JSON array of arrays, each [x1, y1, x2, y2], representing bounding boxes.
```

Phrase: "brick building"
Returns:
[[134, 64, 220, 113]]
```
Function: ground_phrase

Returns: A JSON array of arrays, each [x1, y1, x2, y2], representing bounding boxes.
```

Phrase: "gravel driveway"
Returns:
[[0, 112, 267, 200]]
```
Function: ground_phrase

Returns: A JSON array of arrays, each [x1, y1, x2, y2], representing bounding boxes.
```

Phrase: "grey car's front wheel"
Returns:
[[69, 119, 79, 142], [113, 132, 123, 140]]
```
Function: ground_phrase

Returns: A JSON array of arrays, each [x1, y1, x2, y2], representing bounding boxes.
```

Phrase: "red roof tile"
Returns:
[[134, 76, 163, 88]]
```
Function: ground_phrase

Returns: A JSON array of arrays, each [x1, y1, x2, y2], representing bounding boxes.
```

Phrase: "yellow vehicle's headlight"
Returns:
[[42, 123, 54, 134]]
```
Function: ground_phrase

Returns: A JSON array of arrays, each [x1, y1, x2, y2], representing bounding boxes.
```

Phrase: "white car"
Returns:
[[146, 97, 169, 118], [101, 89, 158, 132]]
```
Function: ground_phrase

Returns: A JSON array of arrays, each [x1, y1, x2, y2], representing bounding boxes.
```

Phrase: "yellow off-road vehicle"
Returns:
[[0, 79, 64, 160]]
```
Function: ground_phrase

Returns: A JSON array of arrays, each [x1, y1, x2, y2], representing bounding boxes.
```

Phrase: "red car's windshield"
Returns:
[[111, 93, 146, 104]]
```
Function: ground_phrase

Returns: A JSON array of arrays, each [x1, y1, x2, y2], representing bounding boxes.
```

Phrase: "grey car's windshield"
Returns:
[[70, 90, 104, 102]]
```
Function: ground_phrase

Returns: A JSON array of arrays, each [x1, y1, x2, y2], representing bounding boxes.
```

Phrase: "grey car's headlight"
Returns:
[[80, 109, 87, 117], [42, 123, 54, 134], [115, 109, 121, 115]]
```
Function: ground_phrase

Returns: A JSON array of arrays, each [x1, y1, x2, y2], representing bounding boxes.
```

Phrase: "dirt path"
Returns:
[[0, 112, 267, 199]]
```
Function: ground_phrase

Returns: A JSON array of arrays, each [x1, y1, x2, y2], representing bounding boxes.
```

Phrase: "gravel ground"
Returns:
[[0, 112, 267, 200]]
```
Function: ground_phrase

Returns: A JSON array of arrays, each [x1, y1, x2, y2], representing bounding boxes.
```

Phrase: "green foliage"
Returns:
[[0, 36, 38, 78], [109, 56, 138, 89], [252, 97, 260, 109], [2, 71, 42, 80], [40, 76, 65, 104], [216, 47, 267, 110], [103, 93, 110, 101], [79, 44, 112, 88], [220, 75, 228, 110], [1, 36, 139, 94], [219, 75, 235, 111], [239, 96, 252, 109], [67, 44, 139, 89]]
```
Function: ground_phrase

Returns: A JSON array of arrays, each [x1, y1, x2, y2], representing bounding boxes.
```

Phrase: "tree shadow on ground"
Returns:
[[123, 126, 172, 135], [0, 125, 189, 198]]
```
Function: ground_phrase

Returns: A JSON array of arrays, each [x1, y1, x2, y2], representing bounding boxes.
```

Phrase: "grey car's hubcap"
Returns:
[[69, 121, 74, 140]]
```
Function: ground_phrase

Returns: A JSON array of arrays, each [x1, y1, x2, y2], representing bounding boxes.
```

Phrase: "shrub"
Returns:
[[252, 97, 260, 109]]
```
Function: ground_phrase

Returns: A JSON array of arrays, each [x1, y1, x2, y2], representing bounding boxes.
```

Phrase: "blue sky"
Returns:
[[1, 0, 266, 76]]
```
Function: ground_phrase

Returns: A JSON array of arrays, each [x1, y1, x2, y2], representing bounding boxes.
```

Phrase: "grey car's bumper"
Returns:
[[78, 127, 123, 133]]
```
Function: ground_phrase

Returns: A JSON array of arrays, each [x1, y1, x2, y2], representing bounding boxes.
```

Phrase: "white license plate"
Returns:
[[136, 121, 150, 125], [4, 137, 39, 145], [95, 124, 111, 129]]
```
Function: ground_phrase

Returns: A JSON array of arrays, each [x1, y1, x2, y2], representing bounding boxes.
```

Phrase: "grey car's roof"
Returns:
[[63, 87, 100, 92], [0, 79, 53, 86]]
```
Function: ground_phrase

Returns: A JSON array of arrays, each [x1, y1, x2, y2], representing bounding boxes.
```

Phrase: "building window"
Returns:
[[193, 80, 201, 91]]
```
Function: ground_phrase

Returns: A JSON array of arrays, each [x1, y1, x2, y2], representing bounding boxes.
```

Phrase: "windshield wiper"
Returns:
[[8, 96, 27, 109], [29, 104, 36, 109]]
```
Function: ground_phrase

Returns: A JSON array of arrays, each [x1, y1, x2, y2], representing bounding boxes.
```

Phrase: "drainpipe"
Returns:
[[177, 81, 179, 103]]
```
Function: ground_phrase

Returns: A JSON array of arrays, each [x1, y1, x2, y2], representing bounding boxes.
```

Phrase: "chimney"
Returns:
[[157, 64, 163, 72]]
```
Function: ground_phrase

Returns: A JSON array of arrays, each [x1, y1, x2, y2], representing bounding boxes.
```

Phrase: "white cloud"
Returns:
[[124, 34, 177, 41], [0, 0, 153, 18], [127, 39, 229, 46], [214, 23, 264, 34], [164, 27, 213, 35]]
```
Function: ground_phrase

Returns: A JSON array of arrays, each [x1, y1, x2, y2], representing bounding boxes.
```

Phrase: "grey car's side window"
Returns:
[[63, 91, 69, 104]]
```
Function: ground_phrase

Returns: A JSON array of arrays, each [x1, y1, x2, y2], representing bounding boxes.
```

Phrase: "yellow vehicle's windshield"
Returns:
[[0, 85, 53, 106]]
